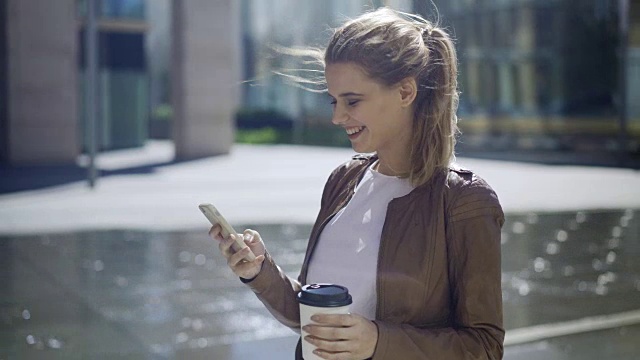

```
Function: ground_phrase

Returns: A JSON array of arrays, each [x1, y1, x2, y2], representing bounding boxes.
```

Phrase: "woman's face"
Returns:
[[325, 62, 413, 157]]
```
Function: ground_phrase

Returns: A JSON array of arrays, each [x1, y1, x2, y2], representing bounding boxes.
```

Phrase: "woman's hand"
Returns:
[[303, 313, 378, 360], [209, 225, 266, 280]]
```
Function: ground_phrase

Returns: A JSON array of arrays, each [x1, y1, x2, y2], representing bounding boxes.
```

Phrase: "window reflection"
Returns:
[[431, 0, 636, 154]]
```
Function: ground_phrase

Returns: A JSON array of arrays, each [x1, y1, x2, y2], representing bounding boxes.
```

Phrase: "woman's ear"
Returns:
[[398, 77, 417, 107]]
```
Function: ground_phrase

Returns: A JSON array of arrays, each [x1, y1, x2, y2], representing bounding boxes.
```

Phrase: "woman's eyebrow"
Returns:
[[328, 91, 365, 98]]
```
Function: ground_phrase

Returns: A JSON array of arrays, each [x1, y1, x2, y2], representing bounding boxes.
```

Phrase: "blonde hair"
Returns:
[[280, 7, 459, 186]]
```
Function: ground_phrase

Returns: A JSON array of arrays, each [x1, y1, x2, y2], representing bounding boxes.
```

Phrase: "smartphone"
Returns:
[[199, 203, 256, 261]]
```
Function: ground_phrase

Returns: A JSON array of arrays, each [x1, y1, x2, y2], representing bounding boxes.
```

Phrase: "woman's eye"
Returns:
[[328, 99, 359, 107]]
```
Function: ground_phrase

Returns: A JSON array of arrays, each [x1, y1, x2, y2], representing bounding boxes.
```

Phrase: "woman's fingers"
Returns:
[[304, 336, 351, 353], [217, 234, 239, 258], [242, 230, 254, 244], [216, 233, 257, 261], [229, 252, 265, 280], [304, 324, 349, 341], [209, 228, 265, 279], [242, 229, 266, 256], [208, 225, 223, 240], [232, 254, 265, 272], [243, 229, 261, 243], [227, 245, 252, 267], [312, 314, 357, 327], [303, 314, 378, 359]]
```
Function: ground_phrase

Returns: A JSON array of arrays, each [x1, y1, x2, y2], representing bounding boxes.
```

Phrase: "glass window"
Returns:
[[497, 61, 514, 112], [480, 61, 497, 112], [534, 59, 554, 114], [77, 0, 145, 20], [535, 5, 558, 49], [495, 10, 510, 48], [102, 0, 145, 20], [481, 12, 495, 48]]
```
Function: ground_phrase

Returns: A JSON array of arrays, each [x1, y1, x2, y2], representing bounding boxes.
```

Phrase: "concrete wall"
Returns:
[[6, 0, 78, 164], [145, 0, 171, 109], [0, 0, 7, 162], [171, 0, 241, 159], [630, 2, 640, 118]]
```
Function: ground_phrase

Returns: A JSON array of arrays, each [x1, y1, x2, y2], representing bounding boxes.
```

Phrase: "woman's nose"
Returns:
[[331, 105, 348, 125]]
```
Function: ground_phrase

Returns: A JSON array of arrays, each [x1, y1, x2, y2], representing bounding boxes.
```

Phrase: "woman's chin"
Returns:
[[350, 143, 373, 154]]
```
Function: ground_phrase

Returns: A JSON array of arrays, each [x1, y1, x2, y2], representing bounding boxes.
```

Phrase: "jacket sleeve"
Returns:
[[373, 176, 505, 360], [243, 249, 303, 330]]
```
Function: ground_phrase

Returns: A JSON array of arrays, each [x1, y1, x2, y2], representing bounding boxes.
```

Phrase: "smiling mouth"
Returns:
[[346, 126, 365, 135]]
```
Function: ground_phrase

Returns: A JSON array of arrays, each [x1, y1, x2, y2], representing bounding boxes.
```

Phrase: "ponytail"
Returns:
[[409, 26, 459, 186]]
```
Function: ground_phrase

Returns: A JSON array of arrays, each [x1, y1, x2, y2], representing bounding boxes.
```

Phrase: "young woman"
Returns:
[[211, 8, 504, 360]]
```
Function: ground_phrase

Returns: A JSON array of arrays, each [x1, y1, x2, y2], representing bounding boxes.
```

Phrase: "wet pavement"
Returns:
[[503, 323, 640, 360], [1, 210, 639, 359], [501, 209, 640, 329]]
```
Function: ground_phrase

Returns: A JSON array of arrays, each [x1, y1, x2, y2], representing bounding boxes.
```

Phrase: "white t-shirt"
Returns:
[[306, 161, 414, 320]]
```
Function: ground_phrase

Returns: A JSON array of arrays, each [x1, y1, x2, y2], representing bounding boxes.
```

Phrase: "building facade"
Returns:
[[1, 0, 637, 166], [239, 0, 639, 159], [0, 0, 241, 165], [417, 0, 639, 155]]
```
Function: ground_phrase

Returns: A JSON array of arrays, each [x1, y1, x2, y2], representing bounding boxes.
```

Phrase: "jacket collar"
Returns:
[[348, 153, 472, 197]]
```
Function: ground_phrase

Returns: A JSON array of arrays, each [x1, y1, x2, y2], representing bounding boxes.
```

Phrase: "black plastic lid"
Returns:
[[297, 284, 352, 307]]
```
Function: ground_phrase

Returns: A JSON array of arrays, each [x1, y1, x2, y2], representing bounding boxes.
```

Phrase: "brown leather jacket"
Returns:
[[245, 155, 505, 359]]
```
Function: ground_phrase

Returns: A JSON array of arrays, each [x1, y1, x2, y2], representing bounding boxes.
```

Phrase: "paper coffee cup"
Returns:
[[297, 284, 352, 360]]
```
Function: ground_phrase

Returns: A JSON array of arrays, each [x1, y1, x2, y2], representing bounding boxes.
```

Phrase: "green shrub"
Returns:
[[234, 122, 352, 147], [236, 128, 281, 144], [152, 104, 173, 121], [235, 108, 293, 129]]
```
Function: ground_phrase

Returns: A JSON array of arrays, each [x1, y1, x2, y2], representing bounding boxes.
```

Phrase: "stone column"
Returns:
[[171, 0, 241, 159], [6, 0, 78, 164], [516, 6, 537, 113]]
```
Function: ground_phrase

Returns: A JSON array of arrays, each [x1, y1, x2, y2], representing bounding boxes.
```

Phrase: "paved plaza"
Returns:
[[1, 141, 640, 234]]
